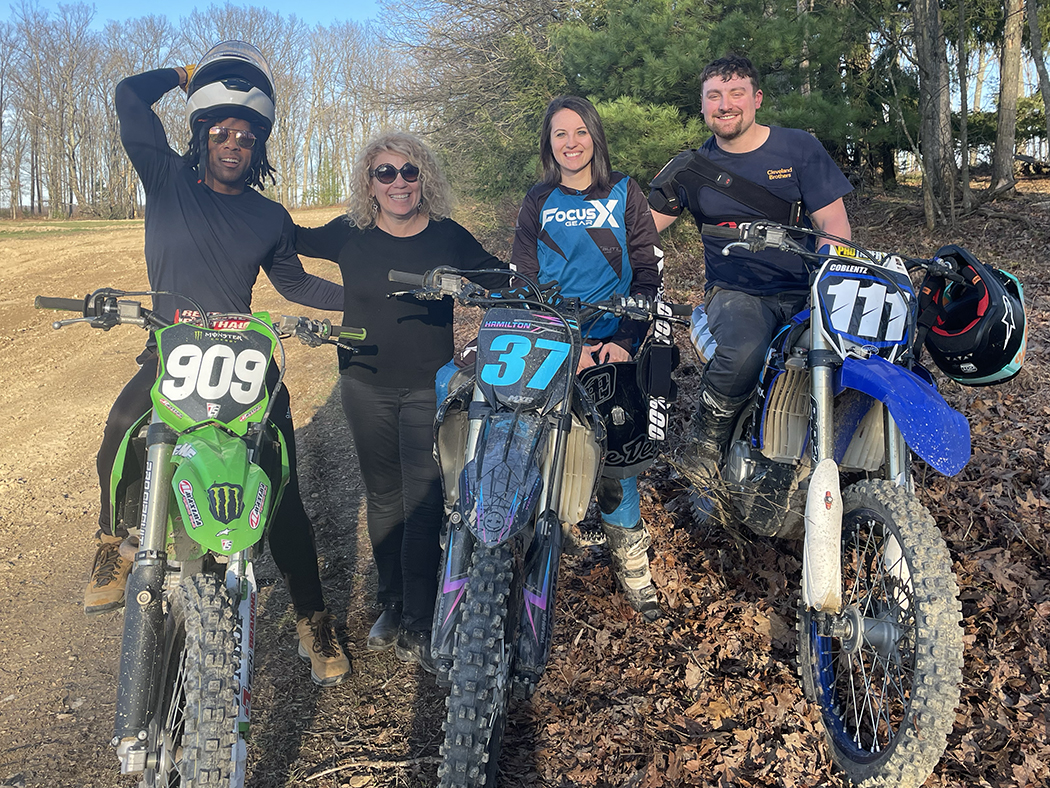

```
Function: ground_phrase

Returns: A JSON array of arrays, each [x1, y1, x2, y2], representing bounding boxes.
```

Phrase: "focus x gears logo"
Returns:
[[542, 199, 619, 230]]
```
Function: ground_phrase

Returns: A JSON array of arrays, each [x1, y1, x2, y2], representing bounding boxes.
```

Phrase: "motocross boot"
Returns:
[[602, 520, 662, 622], [84, 530, 132, 615], [676, 383, 750, 484], [297, 610, 351, 686]]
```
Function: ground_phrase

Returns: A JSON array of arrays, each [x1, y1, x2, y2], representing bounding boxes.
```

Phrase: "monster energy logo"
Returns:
[[207, 483, 245, 524]]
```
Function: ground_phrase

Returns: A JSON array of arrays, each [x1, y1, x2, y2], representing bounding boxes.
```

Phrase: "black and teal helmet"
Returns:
[[922, 246, 1027, 386]]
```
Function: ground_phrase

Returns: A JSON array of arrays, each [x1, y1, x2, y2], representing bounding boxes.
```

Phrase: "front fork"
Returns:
[[113, 416, 176, 772], [802, 334, 843, 613]]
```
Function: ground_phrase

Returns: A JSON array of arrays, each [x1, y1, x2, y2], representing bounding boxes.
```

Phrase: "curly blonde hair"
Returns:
[[346, 131, 455, 229]]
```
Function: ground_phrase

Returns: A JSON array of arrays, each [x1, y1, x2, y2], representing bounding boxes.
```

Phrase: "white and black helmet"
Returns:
[[186, 41, 275, 139]]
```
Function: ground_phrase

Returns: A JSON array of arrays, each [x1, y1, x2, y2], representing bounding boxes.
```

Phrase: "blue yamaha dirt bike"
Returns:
[[35, 288, 362, 788], [687, 221, 979, 787], [387, 267, 688, 788]]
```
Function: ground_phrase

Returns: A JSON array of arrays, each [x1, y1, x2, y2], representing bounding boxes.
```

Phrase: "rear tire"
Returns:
[[140, 573, 242, 788], [798, 480, 962, 787], [437, 542, 520, 788]]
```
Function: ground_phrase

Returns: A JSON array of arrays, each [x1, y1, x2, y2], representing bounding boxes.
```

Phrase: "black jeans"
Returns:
[[340, 375, 443, 633], [96, 352, 325, 615], [704, 288, 809, 398]]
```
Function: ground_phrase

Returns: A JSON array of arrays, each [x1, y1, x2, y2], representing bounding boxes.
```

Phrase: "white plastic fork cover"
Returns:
[[802, 458, 843, 612]]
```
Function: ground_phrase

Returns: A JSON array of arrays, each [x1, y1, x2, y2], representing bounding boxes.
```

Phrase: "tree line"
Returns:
[[1, 0, 1048, 227]]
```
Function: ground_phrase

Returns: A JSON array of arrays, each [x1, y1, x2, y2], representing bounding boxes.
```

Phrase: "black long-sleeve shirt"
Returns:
[[295, 216, 507, 387], [115, 69, 342, 324]]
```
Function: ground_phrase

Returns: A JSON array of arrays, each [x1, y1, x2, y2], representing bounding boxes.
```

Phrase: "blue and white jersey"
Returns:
[[511, 172, 661, 346]]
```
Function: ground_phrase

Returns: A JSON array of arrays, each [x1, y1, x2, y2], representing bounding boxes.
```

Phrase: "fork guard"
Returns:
[[837, 356, 970, 476]]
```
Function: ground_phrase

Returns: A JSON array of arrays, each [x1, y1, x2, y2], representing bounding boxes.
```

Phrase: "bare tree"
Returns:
[[991, 0, 1024, 193], [911, 0, 957, 227], [1026, 0, 1050, 157]]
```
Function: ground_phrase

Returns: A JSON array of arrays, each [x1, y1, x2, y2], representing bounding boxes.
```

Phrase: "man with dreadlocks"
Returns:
[[85, 42, 351, 687]]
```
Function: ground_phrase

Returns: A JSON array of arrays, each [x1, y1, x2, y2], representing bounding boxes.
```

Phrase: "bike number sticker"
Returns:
[[161, 344, 268, 404], [822, 278, 908, 343], [816, 261, 915, 359], [154, 322, 275, 431], [480, 335, 570, 390]]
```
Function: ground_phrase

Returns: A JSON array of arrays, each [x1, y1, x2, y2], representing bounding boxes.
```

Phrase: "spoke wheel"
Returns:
[[140, 573, 241, 788], [798, 480, 962, 787]]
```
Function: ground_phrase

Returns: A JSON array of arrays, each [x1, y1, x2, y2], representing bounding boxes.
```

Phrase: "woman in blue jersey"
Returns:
[[511, 95, 664, 620]]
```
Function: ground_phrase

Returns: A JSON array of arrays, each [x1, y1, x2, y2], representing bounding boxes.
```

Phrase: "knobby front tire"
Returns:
[[140, 573, 242, 788], [438, 542, 520, 788], [798, 480, 963, 787]]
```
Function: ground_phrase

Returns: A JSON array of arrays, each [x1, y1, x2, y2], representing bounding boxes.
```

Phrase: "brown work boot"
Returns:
[[296, 610, 351, 687], [84, 531, 132, 615]]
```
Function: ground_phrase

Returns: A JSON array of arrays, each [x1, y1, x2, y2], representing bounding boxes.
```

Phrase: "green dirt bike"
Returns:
[[35, 288, 363, 787]]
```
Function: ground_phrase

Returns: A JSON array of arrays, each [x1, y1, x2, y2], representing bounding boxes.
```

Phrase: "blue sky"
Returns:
[[14, 1, 382, 28]]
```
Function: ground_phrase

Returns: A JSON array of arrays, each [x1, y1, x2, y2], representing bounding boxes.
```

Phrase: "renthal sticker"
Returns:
[[172, 443, 197, 459], [178, 479, 204, 530], [207, 483, 245, 524], [159, 397, 188, 420], [238, 402, 264, 422], [248, 484, 268, 530], [174, 309, 251, 331]]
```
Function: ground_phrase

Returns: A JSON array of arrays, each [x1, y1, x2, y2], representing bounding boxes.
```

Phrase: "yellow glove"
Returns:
[[180, 63, 196, 92]]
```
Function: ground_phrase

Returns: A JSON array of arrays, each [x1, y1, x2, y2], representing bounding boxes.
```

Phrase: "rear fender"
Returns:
[[460, 411, 548, 546], [837, 356, 970, 476]]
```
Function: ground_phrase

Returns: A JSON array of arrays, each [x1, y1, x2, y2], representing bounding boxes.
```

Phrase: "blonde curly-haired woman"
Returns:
[[295, 131, 506, 673]]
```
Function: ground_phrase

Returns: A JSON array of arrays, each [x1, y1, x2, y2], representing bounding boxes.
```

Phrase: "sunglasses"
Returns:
[[369, 162, 420, 184], [208, 126, 257, 149]]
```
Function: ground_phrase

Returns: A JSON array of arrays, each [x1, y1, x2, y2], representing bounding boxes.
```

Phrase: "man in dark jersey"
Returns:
[[84, 45, 350, 686], [649, 54, 852, 476]]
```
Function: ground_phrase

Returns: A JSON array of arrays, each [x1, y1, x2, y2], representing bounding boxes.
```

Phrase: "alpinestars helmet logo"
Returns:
[[208, 483, 245, 524]]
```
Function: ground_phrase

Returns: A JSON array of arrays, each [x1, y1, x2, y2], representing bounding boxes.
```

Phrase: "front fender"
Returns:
[[838, 356, 970, 476], [460, 412, 548, 546]]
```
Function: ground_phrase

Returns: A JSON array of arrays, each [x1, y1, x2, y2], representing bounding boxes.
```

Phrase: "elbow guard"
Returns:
[[648, 150, 694, 217]]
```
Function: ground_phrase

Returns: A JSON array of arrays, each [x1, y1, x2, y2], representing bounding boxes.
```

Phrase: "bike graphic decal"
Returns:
[[523, 547, 554, 638], [440, 528, 470, 625], [207, 483, 245, 524]]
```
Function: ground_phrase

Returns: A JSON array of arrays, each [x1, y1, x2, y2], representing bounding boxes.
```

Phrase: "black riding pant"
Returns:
[[704, 288, 809, 398], [340, 375, 443, 633], [96, 351, 326, 615]]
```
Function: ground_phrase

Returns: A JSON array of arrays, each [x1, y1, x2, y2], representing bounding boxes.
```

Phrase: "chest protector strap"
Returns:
[[649, 150, 803, 227]]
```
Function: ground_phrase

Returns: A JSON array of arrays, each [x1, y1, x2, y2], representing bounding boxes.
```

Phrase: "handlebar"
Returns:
[[700, 220, 968, 283], [35, 288, 365, 348], [387, 267, 689, 322]]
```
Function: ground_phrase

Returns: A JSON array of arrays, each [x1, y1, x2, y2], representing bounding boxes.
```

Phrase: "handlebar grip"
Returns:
[[388, 270, 425, 286], [700, 224, 743, 239], [35, 296, 85, 312], [331, 325, 367, 341]]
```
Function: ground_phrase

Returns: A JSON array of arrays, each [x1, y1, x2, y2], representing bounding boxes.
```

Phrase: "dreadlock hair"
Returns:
[[182, 119, 276, 190]]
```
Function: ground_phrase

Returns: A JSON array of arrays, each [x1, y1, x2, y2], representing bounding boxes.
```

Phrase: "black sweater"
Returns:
[[295, 216, 507, 387]]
